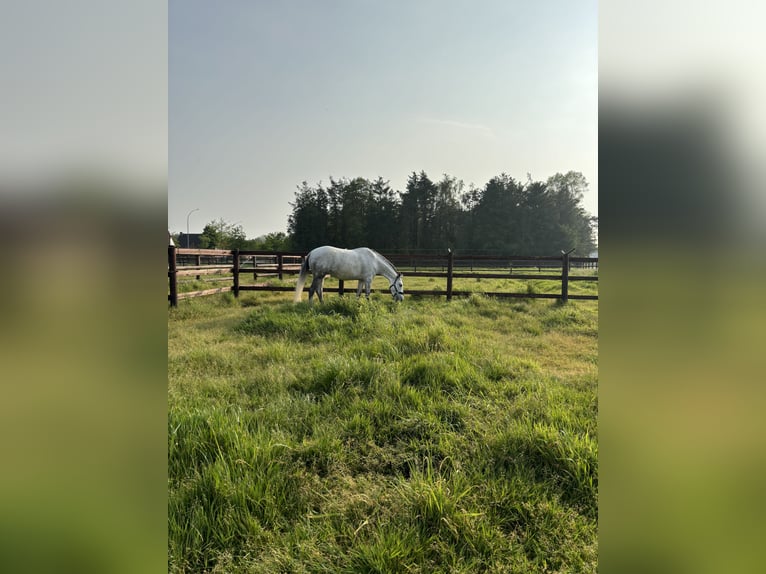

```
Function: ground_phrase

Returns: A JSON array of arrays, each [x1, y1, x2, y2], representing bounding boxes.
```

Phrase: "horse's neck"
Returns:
[[373, 254, 397, 282]]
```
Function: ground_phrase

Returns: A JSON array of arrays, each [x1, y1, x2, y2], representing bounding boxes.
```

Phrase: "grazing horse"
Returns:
[[293, 246, 404, 304]]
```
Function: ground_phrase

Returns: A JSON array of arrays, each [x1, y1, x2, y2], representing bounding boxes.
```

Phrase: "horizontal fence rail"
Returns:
[[168, 246, 598, 307]]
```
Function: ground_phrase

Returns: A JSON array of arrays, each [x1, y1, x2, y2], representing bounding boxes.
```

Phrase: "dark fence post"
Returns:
[[233, 249, 240, 297], [338, 279, 345, 296], [446, 248, 454, 301], [277, 253, 284, 280], [168, 245, 178, 307], [561, 248, 574, 303]]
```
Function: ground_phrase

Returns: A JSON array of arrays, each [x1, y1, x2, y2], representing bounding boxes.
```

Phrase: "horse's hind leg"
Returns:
[[318, 276, 328, 303], [356, 281, 364, 298], [308, 275, 321, 304]]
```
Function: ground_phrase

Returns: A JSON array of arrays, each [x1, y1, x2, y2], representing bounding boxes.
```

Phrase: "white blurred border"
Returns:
[[0, 0, 166, 192], [601, 0, 765, 240]]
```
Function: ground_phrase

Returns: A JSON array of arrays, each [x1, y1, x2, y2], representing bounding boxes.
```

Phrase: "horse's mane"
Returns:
[[370, 249, 398, 274]]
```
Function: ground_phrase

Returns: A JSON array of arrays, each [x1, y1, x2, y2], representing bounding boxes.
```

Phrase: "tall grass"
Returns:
[[169, 291, 597, 572]]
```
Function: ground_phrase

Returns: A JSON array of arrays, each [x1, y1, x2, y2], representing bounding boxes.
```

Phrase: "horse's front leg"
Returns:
[[356, 281, 364, 298], [365, 279, 372, 298]]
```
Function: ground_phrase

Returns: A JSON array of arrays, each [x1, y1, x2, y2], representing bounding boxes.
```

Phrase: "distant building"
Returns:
[[178, 232, 203, 248]]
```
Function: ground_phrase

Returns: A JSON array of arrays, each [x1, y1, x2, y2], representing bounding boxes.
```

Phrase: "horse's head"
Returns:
[[389, 273, 404, 302]]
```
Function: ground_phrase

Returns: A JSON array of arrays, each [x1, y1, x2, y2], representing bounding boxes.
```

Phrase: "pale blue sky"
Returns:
[[169, 0, 597, 238]]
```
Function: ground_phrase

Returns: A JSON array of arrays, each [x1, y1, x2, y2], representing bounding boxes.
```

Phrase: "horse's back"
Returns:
[[309, 245, 350, 255], [307, 245, 374, 279]]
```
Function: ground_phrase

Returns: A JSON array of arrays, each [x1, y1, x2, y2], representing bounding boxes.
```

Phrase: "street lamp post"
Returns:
[[186, 208, 199, 248]]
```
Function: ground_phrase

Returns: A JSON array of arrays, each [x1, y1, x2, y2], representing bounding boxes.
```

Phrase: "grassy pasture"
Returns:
[[168, 285, 597, 572]]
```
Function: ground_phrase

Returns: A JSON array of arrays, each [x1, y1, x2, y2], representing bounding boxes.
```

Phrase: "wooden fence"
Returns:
[[168, 247, 598, 307]]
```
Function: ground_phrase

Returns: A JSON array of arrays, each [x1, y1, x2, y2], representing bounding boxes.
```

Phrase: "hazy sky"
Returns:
[[169, 0, 597, 238]]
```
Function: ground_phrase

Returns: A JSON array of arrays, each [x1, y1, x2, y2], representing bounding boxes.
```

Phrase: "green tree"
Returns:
[[199, 220, 225, 249], [545, 171, 596, 254], [225, 223, 248, 250], [337, 177, 368, 247], [519, 180, 558, 253], [325, 178, 344, 246], [288, 182, 329, 250], [472, 174, 524, 252], [433, 174, 463, 249], [285, 170, 596, 256], [399, 171, 437, 250], [458, 183, 481, 249], [289, 176, 401, 251], [248, 231, 291, 251], [199, 218, 247, 249], [364, 177, 400, 251]]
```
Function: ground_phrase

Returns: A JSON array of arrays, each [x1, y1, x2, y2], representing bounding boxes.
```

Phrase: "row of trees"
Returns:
[[287, 171, 596, 255], [172, 219, 290, 251], [177, 170, 596, 255]]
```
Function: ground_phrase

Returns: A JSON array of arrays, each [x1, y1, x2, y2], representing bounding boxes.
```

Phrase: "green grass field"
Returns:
[[168, 284, 598, 572]]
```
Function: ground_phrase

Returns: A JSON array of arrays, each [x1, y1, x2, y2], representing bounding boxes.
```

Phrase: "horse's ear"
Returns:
[[397, 272, 402, 279]]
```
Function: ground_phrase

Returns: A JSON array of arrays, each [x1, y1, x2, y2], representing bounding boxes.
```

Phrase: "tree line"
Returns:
[[172, 218, 290, 251], [288, 171, 596, 255], [178, 170, 596, 255]]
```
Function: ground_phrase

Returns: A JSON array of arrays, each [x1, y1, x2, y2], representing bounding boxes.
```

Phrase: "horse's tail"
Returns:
[[293, 254, 311, 302]]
